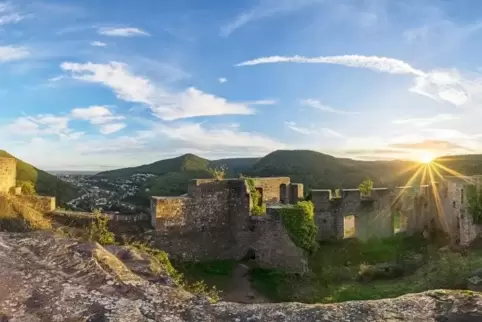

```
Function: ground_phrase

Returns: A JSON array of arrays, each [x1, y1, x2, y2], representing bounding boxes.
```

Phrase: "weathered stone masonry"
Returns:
[[0, 157, 16, 193], [150, 177, 308, 273], [311, 176, 482, 245]]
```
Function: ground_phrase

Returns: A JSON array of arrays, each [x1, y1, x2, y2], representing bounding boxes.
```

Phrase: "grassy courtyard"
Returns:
[[177, 233, 482, 304]]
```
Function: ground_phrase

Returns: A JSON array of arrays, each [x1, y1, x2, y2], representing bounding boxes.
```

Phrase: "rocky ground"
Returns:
[[1, 231, 482, 321]]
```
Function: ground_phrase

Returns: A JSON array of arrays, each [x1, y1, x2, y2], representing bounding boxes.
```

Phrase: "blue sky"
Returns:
[[1, 0, 482, 170]]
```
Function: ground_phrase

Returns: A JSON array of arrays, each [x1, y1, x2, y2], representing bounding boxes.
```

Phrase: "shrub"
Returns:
[[131, 242, 221, 302], [280, 201, 318, 254], [359, 179, 373, 197], [21, 181, 35, 195], [86, 209, 115, 245], [208, 165, 227, 180], [246, 178, 266, 216]]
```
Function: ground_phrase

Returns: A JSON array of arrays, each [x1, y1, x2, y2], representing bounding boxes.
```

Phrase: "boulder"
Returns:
[[1, 231, 482, 321]]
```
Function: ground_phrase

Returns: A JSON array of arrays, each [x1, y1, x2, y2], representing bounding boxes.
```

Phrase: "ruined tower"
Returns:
[[0, 157, 16, 193]]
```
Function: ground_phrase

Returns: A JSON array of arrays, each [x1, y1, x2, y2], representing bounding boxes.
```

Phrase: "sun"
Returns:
[[418, 151, 435, 164]]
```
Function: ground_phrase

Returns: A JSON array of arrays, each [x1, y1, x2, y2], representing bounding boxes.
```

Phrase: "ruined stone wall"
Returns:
[[22, 195, 56, 213], [149, 177, 310, 272], [250, 207, 308, 274], [312, 188, 394, 241], [0, 157, 16, 193], [151, 179, 252, 261]]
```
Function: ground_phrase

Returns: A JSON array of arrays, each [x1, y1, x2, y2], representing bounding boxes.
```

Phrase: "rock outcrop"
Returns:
[[1, 231, 482, 321]]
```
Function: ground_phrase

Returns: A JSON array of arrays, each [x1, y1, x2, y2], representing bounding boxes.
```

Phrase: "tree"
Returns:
[[359, 179, 374, 197]]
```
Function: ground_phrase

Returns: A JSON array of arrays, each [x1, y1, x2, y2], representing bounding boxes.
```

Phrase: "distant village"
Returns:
[[58, 173, 156, 213]]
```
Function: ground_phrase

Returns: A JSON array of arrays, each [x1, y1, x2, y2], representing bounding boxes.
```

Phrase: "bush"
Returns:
[[208, 165, 227, 180], [280, 201, 318, 254], [246, 178, 266, 216], [85, 209, 115, 245], [359, 179, 373, 197], [17, 180, 35, 195]]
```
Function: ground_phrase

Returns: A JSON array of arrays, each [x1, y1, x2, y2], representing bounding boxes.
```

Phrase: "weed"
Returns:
[[85, 209, 115, 245]]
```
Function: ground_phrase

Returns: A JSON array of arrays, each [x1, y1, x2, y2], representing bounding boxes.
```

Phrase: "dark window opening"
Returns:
[[461, 189, 464, 205], [256, 187, 263, 207]]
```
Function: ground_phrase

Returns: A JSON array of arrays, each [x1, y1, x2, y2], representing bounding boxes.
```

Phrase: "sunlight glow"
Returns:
[[418, 152, 435, 164]]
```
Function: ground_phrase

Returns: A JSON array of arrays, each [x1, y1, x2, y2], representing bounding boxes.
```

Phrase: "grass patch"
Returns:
[[251, 233, 482, 303], [0, 194, 51, 231], [175, 260, 237, 292]]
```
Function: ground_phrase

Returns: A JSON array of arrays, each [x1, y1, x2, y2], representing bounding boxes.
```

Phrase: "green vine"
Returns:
[[246, 178, 266, 216], [466, 185, 482, 224], [279, 201, 318, 254]]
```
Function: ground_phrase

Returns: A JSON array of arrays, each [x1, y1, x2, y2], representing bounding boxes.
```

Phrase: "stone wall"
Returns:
[[0, 157, 16, 193], [22, 195, 56, 213], [151, 179, 252, 261], [312, 188, 394, 241], [150, 177, 308, 272], [250, 207, 308, 274]]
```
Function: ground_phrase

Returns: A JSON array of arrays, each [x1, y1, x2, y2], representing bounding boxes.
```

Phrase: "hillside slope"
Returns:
[[0, 150, 79, 205], [248, 150, 416, 190]]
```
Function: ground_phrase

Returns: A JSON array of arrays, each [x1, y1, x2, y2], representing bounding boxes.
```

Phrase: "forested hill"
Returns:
[[0, 150, 79, 205]]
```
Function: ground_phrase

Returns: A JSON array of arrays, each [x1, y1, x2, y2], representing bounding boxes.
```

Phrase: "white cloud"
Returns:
[[220, 0, 323, 37], [245, 99, 277, 105], [236, 54, 426, 76], [218, 77, 227, 83], [285, 121, 312, 135], [99, 123, 126, 134], [91, 41, 107, 47], [0, 2, 25, 25], [392, 114, 458, 127], [237, 54, 482, 107], [154, 122, 287, 152], [70, 105, 124, 124], [0, 46, 29, 62], [284, 121, 344, 138], [98, 27, 149, 37], [301, 99, 358, 115], [2, 114, 77, 138], [61, 61, 254, 120]]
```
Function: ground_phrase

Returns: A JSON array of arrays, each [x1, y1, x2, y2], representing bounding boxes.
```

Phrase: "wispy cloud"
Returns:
[[0, 46, 29, 62], [236, 54, 426, 75], [389, 139, 471, 152], [220, 0, 323, 37], [285, 121, 344, 138], [61, 61, 254, 120], [244, 99, 278, 105], [98, 27, 150, 37], [237, 54, 482, 107], [99, 123, 126, 134], [301, 99, 358, 115], [71, 105, 125, 124], [91, 41, 107, 47], [392, 114, 458, 127], [218, 77, 227, 83], [0, 2, 25, 25]]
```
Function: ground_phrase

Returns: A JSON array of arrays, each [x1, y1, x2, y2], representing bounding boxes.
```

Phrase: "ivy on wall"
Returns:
[[466, 184, 482, 224], [245, 178, 266, 216], [279, 201, 318, 254]]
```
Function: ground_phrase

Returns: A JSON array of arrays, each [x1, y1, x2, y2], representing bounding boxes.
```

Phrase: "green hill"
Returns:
[[248, 150, 417, 190], [0, 150, 79, 205], [97, 150, 482, 204], [97, 153, 211, 178]]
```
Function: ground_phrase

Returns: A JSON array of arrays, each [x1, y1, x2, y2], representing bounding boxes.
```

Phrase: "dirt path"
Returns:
[[222, 263, 269, 304]]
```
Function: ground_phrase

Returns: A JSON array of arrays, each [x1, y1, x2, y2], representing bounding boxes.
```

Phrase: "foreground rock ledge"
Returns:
[[0, 232, 481, 322]]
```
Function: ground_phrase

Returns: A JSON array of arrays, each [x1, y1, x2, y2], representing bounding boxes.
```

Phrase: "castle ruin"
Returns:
[[149, 175, 482, 272], [0, 157, 56, 212]]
